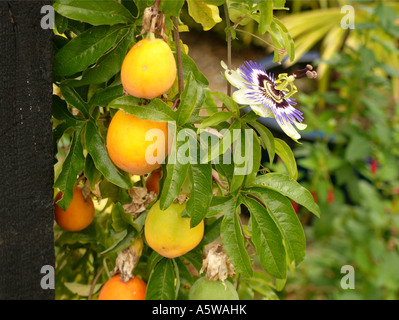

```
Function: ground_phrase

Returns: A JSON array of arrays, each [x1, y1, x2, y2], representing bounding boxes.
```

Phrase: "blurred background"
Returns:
[[181, 0, 399, 300]]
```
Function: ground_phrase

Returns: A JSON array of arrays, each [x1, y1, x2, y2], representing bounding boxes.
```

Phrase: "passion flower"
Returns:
[[222, 60, 316, 142]]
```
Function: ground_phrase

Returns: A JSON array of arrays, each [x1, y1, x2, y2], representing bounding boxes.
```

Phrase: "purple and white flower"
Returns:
[[222, 60, 308, 142]]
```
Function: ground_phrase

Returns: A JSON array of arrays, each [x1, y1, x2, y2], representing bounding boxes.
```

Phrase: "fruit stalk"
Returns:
[[223, 2, 232, 97], [173, 17, 185, 96]]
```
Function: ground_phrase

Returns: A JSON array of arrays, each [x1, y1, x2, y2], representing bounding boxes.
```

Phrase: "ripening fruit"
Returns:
[[106, 109, 169, 176], [144, 200, 204, 258], [54, 187, 95, 232], [121, 38, 177, 99], [146, 169, 162, 195], [98, 275, 146, 300], [189, 277, 239, 300]]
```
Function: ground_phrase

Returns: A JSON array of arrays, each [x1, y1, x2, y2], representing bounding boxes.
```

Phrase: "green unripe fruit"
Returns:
[[189, 277, 239, 300]]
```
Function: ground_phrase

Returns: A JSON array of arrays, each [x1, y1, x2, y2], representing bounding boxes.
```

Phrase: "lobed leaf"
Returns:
[[275, 138, 298, 180], [146, 258, 176, 300], [108, 96, 176, 122], [186, 162, 213, 228], [249, 187, 306, 266], [220, 197, 253, 278], [242, 195, 286, 279], [54, 25, 124, 77], [53, 0, 134, 26], [177, 73, 206, 126], [249, 121, 275, 166], [59, 84, 90, 118], [54, 127, 85, 211], [254, 173, 320, 217], [159, 129, 190, 210]]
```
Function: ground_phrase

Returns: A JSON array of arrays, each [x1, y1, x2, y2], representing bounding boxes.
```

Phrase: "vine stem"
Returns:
[[88, 266, 104, 300], [154, 0, 161, 10], [223, 2, 232, 97], [173, 17, 185, 96]]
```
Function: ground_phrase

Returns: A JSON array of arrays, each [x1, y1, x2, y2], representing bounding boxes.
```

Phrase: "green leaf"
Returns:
[[254, 173, 321, 218], [89, 85, 124, 107], [53, 122, 71, 164], [186, 162, 213, 228], [249, 187, 306, 266], [85, 120, 132, 189], [241, 110, 260, 123], [275, 138, 298, 180], [101, 228, 137, 255], [52, 95, 84, 125], [159, 0, 185, 17], [202, 88, 219, 115], [345, 135, 372, 163], [54, 12, 68, 34], [160, 128, 190, 210], [206, 195, 235, 218], [68, 28, 134, 87], [186, 0, 222, 31], [244, 129, 261, 186], [177, 73, 206, 126], [54, 127, 85, 211], [111, 202, 134, 232], [146, 250, 164, 276], [53, 0, 134, 25], [55, 225, 97, 246], [54, 25, 124, 77], [133, 0, 155, 16], [181, 52, 209, 86], [197, 111, 234, 131], [258, 0, 273, 35], [242, 195, 286, 279], [199, 216, 223, 246], [108, 96, 176, 122], [273, 18, 295, 62], [211, 91, 239, 115], [182, 248, 203, 271], [220, 197, 253, 278], [230, 129, 249, 193], [84, 153, 102, 190], [64, 282, 102, 297], [202, 0, 226, 5], [175, 257, 194, 287], [250, 121, 275, 165], [202, 119, 241, 163], [59, 84, 89, 118], [244, 271, 279, 299], [146, 259, 176, 300]]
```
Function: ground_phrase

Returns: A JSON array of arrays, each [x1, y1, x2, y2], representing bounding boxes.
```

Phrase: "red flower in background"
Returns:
[[291, 200, 299, 214], [371, 158, 378, 176], [327, 188, 334, 204]]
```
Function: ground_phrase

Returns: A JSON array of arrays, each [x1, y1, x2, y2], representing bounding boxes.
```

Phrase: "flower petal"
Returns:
[[250, 104, 274, 118], [294, 121, 307, 131], [225, 69, 247, 90], [232, 89, 257, 105], [275, 117, 303, 142], [221, 61, 248, 90]]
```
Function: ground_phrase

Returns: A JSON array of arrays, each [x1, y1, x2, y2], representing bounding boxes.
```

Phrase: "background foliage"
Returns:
[[52, 0, 399, 300]]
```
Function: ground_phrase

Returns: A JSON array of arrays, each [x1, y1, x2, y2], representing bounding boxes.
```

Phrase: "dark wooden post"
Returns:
[[0, 1, 54, 299]]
